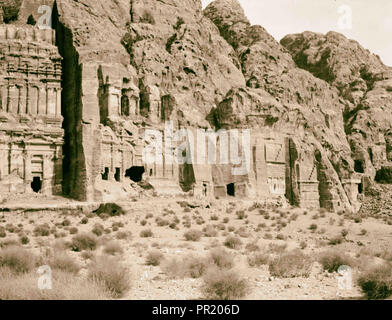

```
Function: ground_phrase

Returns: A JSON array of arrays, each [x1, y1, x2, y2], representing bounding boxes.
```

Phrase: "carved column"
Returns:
[[42, 153, 54, 195]]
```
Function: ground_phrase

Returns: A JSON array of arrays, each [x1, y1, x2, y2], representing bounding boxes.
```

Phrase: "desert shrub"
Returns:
[[94, 203, 126, 217], [248, 253, 270, 267], [33, 224, 51, 237], [103, 241, 123, 256], [140, 229, 153, 238], [156, 218, 170, 227], [19, 235, 30, 245], [328, 235, 344, 245], [224, 236, 242, 250], [185, 255, 209, 278], [5, 224, 16, 233], [299, 241, 307, 250], [145, 250, 164, 266], [0, 270, 110, 300], [276, 233, 286, 240], [209, 248, 234, 269], [203, 225, 218, 237], [318, 250, 354, 273], [81, 252, 95, 262], [71, 233, 98, 252], [81, 217, 89, 224], [210, 214, 219, 221], [245, 242, 259, 252], [269, 250, 312, 278], [358, 264, 392, 300], [309, 224, 318, 231], [0, 246, 36, 274], [0, 227, 6, 238], [91, 224, 105, 237], [69, 227, 78, 235], [116, 231, 131, 240], [162, 254, 209, 279], [341, 229, 349, 237], [202, 268, 249, 300], [49, 252, 81, 275], [184, 230, 202, 241], [88, 256, 131, 298], [236, 210, 246, 220], [62, 219, 71, 227]]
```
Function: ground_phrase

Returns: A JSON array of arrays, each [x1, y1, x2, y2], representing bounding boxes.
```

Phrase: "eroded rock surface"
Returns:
[[1, 0, 390, 213]]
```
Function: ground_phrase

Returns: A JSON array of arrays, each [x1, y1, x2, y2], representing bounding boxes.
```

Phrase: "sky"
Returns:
[[202, 0, 392, 66]]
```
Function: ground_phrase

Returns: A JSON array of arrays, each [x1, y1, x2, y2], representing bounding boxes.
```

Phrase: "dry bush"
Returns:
[[269, 250, 312, 278], [33, 224, 51, 237], [248, 253, 270, 267], [318, 250, 354, 273], [202, 268, 249, 300], [146, 250, 164, 266], [91, 224, 105, 237], [0, 269, 110, 300], [358, 264, 392, 300], [209, 248, 234, 269], [161, 254, 208, 279], [116, 231, 131, 240], [88, 256, 131, 298], [203, 225, 218, 237], [268, 243, 287, 254], [48, 252, 81, 275], [184, 230, 202, 241], [140, 229, 153, 238], [19, 235, 30, 245], [328, 235, 344, 245], [70, 233, 99, 252], [245, 242, 260, 252], [224, 236, 242, 250], [0, 246, 36, 274], [103, 241, 123, 256], [69, 227, 78, 235]]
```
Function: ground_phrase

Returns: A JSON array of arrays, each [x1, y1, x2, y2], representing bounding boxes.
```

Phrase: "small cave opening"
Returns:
[[354, 160, 364, 173], [226, 183, 235, 197], [115, 168, 121, 182], [125, 166, 145, 183], [358, 183, 363, 194], [102, 167, 109, 181], [31, 177, 42, 193]]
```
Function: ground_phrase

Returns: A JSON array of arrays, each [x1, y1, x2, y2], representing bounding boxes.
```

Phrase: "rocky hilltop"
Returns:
[[1, 0, 391, 213], [281, 31, 392, 181]]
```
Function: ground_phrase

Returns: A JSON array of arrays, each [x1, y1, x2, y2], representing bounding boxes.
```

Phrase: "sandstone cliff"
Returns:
[[3, 0, 388, 212], [281, 31, 392, 183]]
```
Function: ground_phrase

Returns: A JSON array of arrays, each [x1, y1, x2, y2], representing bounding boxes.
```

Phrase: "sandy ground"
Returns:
[[0, 195, 391, 300]]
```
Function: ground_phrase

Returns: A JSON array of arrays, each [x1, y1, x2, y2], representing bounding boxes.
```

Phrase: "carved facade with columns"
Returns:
[[0, 25, 63, 195]]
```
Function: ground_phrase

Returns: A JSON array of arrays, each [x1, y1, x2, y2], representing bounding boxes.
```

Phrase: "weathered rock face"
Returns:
[[204, 0, 359, 211], [281, 31, 392, 183], [0, 25, 63, 196], [3, 0, 386, 212]]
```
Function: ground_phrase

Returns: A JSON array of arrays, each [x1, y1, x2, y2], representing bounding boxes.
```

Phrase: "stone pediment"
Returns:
[[102, 127, 119, 144]]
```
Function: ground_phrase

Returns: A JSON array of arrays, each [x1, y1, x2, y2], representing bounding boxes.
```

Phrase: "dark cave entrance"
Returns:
[[358, 183, 363, 194], [102, 167, 109, 181], [31, 177, 42, 193], [226, 183, 235, 197], [125, 166, 145, 183], [354, 160, 364, 173], [115, 168, 121, 182]]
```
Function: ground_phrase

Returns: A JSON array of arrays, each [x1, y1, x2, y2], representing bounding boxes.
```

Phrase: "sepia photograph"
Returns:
[[0, 0, 391, 309]]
